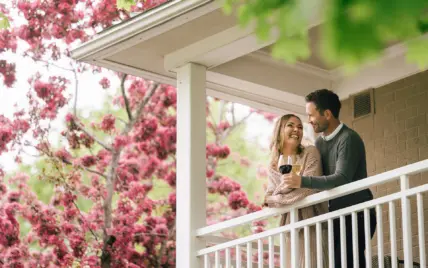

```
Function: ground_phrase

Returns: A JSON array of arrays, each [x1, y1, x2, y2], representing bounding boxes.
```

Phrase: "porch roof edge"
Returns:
[[71, 0, 214, 62]]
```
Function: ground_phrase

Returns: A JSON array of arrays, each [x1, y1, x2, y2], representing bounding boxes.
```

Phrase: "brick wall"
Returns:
[[340, 70, 428, 263]]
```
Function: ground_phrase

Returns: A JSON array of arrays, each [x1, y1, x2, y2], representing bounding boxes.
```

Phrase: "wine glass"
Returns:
[[278, 154, 292, 174]]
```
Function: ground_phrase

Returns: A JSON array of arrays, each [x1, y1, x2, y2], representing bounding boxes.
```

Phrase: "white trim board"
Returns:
[[97, 59, 307, 116], [71, 0, 218, 61]]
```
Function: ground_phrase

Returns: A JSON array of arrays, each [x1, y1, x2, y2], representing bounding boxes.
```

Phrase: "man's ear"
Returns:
[[324, 109, 333, 120]]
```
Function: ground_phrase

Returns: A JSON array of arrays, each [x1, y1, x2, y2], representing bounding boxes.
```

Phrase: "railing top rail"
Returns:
[[197, 183, 428, 256], [196, 159, 428, 237]]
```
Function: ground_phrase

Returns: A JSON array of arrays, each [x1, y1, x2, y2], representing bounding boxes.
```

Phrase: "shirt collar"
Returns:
[[322, 122, 343, 141]]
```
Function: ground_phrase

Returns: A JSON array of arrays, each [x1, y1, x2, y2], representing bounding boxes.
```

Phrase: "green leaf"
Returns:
[[407, 38, 428, 69], [223, 0, 428, 69], [0, 12, 10, 29], [255, 17, 271, 41], [223, 0, 234, 15], [117, 0, 136, 11]]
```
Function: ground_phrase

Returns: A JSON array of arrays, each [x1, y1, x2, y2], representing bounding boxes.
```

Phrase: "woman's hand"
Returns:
[[281, 172, 302, 188], [272, 177, 295, 195]]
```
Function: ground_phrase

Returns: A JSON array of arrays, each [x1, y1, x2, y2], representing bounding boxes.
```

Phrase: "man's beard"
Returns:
[[313, 121, 328, 133]]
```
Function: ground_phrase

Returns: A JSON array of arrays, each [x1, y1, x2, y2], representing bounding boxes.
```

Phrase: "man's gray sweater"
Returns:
[[301, 124, 373, 211]]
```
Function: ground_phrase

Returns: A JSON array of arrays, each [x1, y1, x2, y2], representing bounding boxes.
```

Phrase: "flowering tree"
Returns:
[[0, 1, 274, 267]]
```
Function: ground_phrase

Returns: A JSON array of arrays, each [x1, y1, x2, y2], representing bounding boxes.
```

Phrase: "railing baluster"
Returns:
[[215, 251, 220, 268], [304, 225, 311, 268], [225, 247, 231, 268], [204, 254, 210, 268], [258, 239, 263, 268], [280, 232, 286, 268], [417, 193, 426, 268], [376, 204, 384, 268], [352, 212, 359, 268], [247, 242, 252, 268], [364, 208, 372, 268], [389, 201, 398, 268], [290, 208, 300, 268], [340, 215, 347, 267], [400, 175, 413, 267], [328, 218, 334, 268], [316, 222, 323, 268], [236, 245, 241, 268], [269, 236, 274, 268]]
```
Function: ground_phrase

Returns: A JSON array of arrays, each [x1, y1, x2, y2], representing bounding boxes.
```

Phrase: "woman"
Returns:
[[264, 114, 328, 267]]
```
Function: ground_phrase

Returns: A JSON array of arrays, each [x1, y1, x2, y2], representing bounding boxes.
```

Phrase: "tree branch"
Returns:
[[124, 82, 159, 133], [73, 120, 113, 152], [34, 58, 74, 72], [219, 111, 253, 144], [72, 200, 100, 242], [51, 161, 100, 242], [101, 82, 159, 268], [60, 157, 107, 179], [120, 74, 132, 121]]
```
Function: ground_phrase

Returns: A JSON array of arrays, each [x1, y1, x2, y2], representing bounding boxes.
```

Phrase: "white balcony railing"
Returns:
[[197, 159, 428, 268]]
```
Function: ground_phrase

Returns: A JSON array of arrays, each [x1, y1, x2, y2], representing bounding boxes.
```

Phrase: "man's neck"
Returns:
[[323, 120, 341, 136]]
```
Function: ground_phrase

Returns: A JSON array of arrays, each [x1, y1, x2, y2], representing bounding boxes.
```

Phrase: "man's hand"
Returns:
[[282, 172, 302, 188]]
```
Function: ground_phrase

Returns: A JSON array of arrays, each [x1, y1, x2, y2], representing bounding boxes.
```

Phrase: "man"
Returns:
[[283, 89, 377, 268]]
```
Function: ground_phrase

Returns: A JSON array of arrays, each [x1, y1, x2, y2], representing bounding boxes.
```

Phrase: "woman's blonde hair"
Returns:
[[269, 114, 304, 169]]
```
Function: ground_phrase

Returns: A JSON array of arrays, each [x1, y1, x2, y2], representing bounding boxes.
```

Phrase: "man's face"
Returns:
[[306, 102, 329, 133]]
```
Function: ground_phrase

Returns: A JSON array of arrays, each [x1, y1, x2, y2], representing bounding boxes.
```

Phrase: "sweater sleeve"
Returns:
[[265, 146, 322, 207], [301, 133, 362, 190]]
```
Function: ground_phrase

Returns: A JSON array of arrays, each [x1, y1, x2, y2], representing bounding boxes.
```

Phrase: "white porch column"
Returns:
[[176, 63, 207, 268]]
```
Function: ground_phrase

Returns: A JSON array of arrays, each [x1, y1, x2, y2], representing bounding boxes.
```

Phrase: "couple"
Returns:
[[264, 89, 377, 268]]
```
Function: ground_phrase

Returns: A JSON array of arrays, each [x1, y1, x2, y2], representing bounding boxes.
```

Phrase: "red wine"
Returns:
[[279, 164, 292, 174]]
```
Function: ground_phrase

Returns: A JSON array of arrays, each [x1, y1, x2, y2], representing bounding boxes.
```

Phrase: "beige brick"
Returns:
[[417, 101, 428, 115], [406, 92, 427, 107], [406, 115, 426, 129], [398, 127, 418, 141], [419, 124, 428, 135], [376, 82, 398, 95], [385, 140, 406, 155], [397, 157, 407, 167], [385, 135, 398, 147], [407, 136, 427, 150], [365, 139, 375, 153], [385, 153, 399, 170], [375, 139, 385, 149], [376, 91, 395, 108], [418, 146, 428, 160], [385, 100, 406, 113], [405, 148, 419, 163], [396, 84, 420, 100], [374, 112, 395, 126], [396, 106, 419, 121]]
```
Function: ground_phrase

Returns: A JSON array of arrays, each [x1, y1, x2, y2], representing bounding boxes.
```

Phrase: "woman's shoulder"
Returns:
[[302, 145, 320, 158]]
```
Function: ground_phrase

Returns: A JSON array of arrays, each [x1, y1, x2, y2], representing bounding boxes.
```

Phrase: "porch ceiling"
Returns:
[[71, 0, 426, 116]]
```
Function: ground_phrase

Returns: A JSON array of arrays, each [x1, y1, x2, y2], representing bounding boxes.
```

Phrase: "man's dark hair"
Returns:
[[305, 89, 341, 118]]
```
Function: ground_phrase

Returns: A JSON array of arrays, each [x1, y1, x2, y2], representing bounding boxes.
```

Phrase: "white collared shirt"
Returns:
[[322, 122, 343, 141]]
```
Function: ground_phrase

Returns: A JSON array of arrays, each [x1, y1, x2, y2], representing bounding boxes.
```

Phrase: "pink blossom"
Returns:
[[80, 155, 97, 167], [113, 135, 130, 150], [99, 77, 111, 89], [100, 114, 116, 132], [228, 191, 249, 210]]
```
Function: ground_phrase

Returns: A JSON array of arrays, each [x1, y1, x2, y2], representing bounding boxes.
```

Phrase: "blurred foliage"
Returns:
[[223, 0, 428, 71], [0, 12, 10, 29]]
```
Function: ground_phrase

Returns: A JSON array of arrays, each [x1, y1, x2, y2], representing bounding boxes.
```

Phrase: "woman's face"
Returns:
[[282, 116, 303, 147]]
